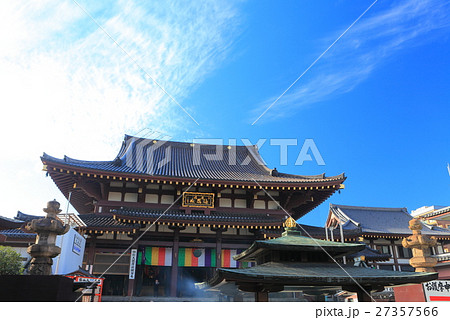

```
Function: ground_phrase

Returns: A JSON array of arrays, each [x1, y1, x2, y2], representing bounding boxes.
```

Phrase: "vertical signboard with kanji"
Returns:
[[129, 248, 138, 280]]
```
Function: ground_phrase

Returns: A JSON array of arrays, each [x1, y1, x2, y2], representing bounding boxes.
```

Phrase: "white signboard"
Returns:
[[129, 249, 138, 280], [423, 280, 450, 302], [52, 227, 86, 275]]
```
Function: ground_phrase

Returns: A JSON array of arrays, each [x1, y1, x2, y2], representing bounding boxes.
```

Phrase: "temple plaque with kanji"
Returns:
[[182, 192, 215, 208]]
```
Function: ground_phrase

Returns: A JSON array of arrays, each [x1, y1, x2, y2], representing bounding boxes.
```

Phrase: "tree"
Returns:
[[0, 246, 24, 275]]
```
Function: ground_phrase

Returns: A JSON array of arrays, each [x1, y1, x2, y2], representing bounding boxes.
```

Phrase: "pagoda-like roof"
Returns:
[[42, 135, 345, 185], [328, 204, 450, 240], [233, 229, 366, 262], [206, 261, 437, 288], [203, 223, 438, 298]]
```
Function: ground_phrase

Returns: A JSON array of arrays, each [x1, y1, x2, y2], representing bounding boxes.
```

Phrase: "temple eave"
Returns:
[[207, 262, 439, 288]]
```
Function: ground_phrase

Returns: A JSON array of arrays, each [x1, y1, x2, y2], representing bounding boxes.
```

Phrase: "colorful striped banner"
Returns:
[[178, 248, 216, 267], [221, 249, 238, 268], [136, 247, 254, 268], [222, 249, 254, 268], [138, 247, 172, 266]]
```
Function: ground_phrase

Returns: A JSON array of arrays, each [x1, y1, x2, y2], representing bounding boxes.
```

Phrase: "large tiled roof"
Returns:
[[329, 204, 450, 238], [42, 135, 345, 184]]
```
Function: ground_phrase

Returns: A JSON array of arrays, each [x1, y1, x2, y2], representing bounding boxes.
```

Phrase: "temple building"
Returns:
[[325, 204, 450, 273], [39, 135, 346, 297]]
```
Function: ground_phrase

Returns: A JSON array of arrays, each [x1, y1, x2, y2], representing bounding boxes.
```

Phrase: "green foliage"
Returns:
[[0, 246, 24, 275]]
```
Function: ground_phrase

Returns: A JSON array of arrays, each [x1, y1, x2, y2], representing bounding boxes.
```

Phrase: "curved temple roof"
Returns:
[[112, 207, 285, 228], [206, 261, 438, 288], [234, 230, 366, 262], [42, 135, 345, 184], [329, 204, 450, 239]]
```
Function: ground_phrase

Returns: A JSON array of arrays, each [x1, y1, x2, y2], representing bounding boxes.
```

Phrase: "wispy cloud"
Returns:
[[0, 0, 242, 158], [250, 0, 450, 123], [0, 0, 242, 215]]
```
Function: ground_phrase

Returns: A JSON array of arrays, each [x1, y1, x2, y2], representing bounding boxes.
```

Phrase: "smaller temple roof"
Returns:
[[0, 215, 25, 230], [234, 228, 366, 262], [15, 211, 43, 222], [206, 261, 437, 288], [0, 211, 45, 236], [0, 228, 36, 239], [420, 205, 450, 219], [346, 245, 391, 262], [328, 204, 450, 239]]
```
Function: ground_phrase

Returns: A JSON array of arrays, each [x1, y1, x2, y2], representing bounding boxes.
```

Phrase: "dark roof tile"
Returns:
[[42, 135, 345, 184], [330, 204, 450, 237]]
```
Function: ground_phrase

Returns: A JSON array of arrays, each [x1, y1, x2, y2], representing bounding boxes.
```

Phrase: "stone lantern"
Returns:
[[25, 200, 70, 275], [402, 218, 437, 272]]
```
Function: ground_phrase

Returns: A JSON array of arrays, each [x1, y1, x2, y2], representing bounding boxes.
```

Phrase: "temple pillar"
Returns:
[[356, 287, 373, 302], [255, 291, 269, 302], [216, 229, 222, 268], [86, 236, 96, 273], [170, 228, 180, 297]]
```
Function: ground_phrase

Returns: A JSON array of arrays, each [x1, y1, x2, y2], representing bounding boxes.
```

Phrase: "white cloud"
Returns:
[[251, 0, 450, 123], [0, 0, 242, 216]]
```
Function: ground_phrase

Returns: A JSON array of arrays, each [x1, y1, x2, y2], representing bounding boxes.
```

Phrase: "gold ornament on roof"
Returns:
[[284, 217, 297, 228]]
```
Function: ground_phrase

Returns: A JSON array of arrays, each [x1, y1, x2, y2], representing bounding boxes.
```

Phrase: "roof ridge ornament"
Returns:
[[284, 217, 296, 228], [282, 217, 302, 236]]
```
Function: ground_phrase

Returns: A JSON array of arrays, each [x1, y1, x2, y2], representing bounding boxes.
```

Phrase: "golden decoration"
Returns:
[[284, 217, 297, 228]]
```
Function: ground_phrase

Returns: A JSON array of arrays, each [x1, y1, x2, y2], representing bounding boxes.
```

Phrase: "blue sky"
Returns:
[[0, 0, 449, 226]]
